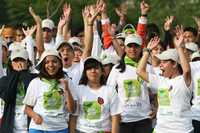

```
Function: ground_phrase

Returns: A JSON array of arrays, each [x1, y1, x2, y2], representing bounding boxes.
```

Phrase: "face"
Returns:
[[86, 66, 102, 83], [11, 58, 28, 71], [58, 45, 74, 68], [44, 55, 61, 76], [183, 31, 196, 43], [3, 34, 15, 43], [43, 28, 53, 43], [159, 60, 176, 78], [77, 32, 84, 46], [152, 44, 164, 57], [125, 43, 142, 60], [15, 30, 25, 42], [73, 49, 83, 63]]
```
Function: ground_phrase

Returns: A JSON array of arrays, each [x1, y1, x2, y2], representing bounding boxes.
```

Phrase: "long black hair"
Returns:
[[79, 58, 106, 85], [116, 53, 126, 73]]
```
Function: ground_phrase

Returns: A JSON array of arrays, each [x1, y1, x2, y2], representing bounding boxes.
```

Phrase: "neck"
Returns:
[[63, 63, 72, 69], [88, 81, 101, 90], [170, 69, 180, 79]]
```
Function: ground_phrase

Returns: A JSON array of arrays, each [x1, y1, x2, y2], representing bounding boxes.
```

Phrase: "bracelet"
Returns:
[[141, 14, 148, 17], [143, 48, 151, 55], [87, 23, 93, 26]]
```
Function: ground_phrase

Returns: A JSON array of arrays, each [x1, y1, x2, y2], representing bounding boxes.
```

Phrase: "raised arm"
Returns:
[[29, 7, 44, 57], [174, 25, 191, 87], [82, 3, 103, 60], [137, 37, 160, 82]]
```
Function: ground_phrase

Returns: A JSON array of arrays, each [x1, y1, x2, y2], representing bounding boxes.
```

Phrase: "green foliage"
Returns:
[[0, 0, 200, 31]]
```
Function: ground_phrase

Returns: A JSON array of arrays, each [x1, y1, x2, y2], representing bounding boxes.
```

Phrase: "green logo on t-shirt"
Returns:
[[16, 81, 25, 106], [124, 78, 142, 99], [83, 101, 101, 120], [197, 79, 200, 96], [158, 89, 170, 106]]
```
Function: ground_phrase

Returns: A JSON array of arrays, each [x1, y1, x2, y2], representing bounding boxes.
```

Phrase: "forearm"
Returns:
[[112, 38, 124, 57], [63, 23, 70, 41], [69, 115, 77, 133], [136, 50, 150, 82], [35, 23, 44, 57], [111, 114, 120, 133], [24, 105, 38, 119]]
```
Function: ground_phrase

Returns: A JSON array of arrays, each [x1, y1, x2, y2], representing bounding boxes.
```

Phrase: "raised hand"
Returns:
[[29, 6, 41, 24], [0, 25, 5, 36], [22, 25, 36, 37], [147, 36, 160, 50], [194, 16, 200, 30], [59, 78, 69, 91], [115, 5, 127, 19], [174, 25, 184, 48], [140, 0, 150, 15], [63, 3, 71, 22], [58, 15, 67, 29], [164, 16, 175, 31]]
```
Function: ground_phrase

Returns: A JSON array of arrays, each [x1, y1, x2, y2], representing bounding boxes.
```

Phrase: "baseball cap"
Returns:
[[185, 42, 198, 52], [68, 37, 82, 46], [8, 42, 26, 51], [124, 34, 142, 46], [10, 49, 29, 61], [156, 49, 179, 63], [42, 19, 55, 30], [122, 24, 136, 34], [56, 41, 74, 51], [36, 49, 61, 71], [100, 53, 119, 65]]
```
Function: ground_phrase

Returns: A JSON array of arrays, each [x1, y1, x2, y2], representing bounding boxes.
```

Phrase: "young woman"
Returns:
[[73, 57, 122, 133], [107, 34, 153, 133], [137, 34, 193, 132], [0, 48, 37, 133], [23, 49, 75, 133]]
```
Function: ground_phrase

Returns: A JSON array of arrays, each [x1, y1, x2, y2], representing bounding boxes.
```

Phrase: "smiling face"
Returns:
[[125, 43, 142, 61], [58, 45, 74, 68], [44, 55, 62, 76]]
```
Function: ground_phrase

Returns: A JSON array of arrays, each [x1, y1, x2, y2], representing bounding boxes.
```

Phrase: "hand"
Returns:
[[0, 25, 5, 36], [164, 16, 174, 31], [147, 36, 160, 50], [140, 0, 150, 15], [33, 114, 43, 124], [58, 15, 67, 29], [59, 78, 69, 91], [149, 110, 157, 119], [193, 16, 200, 30], [12, 61, 28, 71], [63, 3, 71, 22], [29, 6, 41, 24], [174, 25, 184, 48], [115, 6, 127, 19], [98, 0, 107, 14], [22, 25, 36, 37]]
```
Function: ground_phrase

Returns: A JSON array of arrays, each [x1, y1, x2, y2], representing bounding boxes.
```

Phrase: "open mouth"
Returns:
[[64, 57, 68, 62]]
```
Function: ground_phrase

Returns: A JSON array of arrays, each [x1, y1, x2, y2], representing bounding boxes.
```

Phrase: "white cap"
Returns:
[[84, 56, 101, 64], [36, 49, 61, 70], [8, 42, 26, 51], [56, 41, 74, 50], [68, 37, 82, 46], [124, 34, 142, 46], [42, 19, 55, 30], [191, 51, 200, 61], [185, 42, 198, 52], [100, 53, 119, 65], [156, 49, 179, 63], [10, 49, 29, 61]]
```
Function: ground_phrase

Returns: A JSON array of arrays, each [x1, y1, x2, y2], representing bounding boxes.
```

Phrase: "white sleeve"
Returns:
[[55, 34, 64, 47], [107, 66, 118, 88], [0, 37, 4, 78], [147, 73, 161, 93], [23, 36, 35, 65], [68, 79, 78, 100], [109, 86, 122, 116], [23, 79, 38, 106], [91, 31, 103, 57]]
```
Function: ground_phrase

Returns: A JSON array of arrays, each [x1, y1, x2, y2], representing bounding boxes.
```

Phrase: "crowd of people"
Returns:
[[0, 0, 200, 133]]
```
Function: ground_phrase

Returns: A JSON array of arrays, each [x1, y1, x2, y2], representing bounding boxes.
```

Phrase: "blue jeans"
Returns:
[[29, 128, 68, 133]]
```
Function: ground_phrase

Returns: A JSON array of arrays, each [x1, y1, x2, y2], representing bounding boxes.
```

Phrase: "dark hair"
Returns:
[[38, 56, 64, 80], [79, 58, 106, 85], [116, 53, 126, 73], [146, 23, 160, 42], [184, 27, 198, 37], [57, 42, 74, 51]]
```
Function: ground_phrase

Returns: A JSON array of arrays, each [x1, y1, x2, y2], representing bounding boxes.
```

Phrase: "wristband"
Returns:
[[143, 48, 151, 55]]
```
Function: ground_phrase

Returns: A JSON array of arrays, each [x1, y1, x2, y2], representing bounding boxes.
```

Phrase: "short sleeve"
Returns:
[[107, 66, 118, 88], [147, 73, 161, 93], [23, 78, 38, 106], [109, 86, 122, 116]]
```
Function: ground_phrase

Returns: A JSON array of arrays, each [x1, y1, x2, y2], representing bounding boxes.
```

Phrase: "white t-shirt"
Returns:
[[107, 65, 152, 122], [76, 85, 122, 133], [63, 61, 84, 86], [23, 77, 68, 131], [148, 73, 193, 133], [190, 61, 200, 121]]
